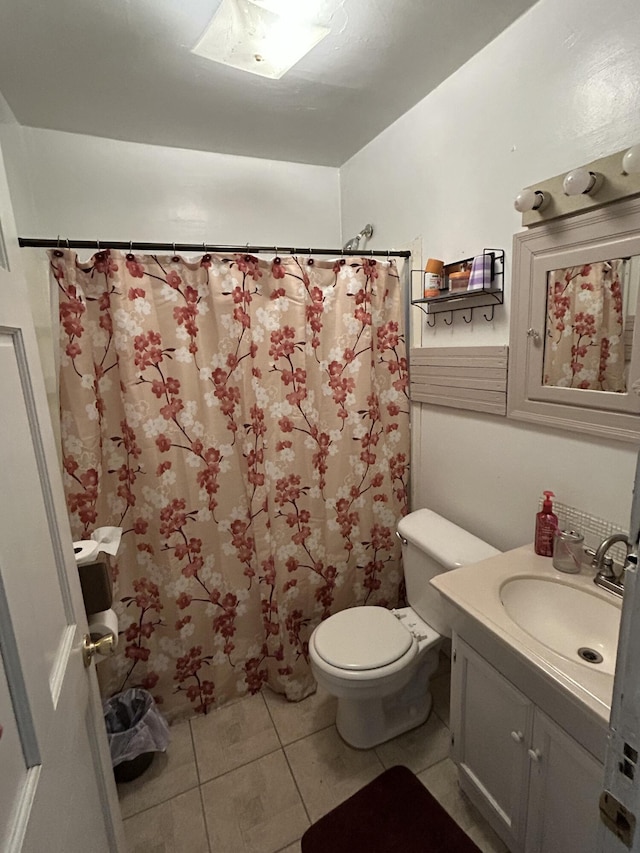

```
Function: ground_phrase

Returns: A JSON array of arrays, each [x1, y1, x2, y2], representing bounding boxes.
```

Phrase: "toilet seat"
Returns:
[[313, 606, 414, 671]]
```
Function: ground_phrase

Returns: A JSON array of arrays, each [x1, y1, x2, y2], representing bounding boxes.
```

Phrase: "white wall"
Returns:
[[0, 92, 28, 280], [340, 0, 640, 549], [7, 126, 341, 246], [1, 125, 342, 432]]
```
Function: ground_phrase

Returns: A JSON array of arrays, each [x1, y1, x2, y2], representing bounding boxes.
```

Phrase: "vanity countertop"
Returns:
[[431, 544, 622, 724]]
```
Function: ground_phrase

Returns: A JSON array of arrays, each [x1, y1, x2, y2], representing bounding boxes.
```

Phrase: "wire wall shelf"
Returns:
[[411, 248, 505, 327]]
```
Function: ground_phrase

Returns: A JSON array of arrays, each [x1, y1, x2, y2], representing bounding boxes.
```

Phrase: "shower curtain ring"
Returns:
[[172, 242, 176, 256], [66, 238, 70, 250], [129, 240, 133, 254], [56, 235, 61, 248], [97, 239, 101, 251]]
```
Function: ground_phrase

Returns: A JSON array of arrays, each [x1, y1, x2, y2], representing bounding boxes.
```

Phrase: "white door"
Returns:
[[600, 450, 640, 852], [0, 147, 125, 850]]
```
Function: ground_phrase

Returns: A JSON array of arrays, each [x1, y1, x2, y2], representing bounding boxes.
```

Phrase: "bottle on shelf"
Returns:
[[424, 258, 444, 297], [448, 266, 471, 292], [534, 490, 558, 557]]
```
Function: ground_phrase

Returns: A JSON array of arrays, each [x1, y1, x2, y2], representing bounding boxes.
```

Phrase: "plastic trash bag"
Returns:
[[103, 688, 171, 767]]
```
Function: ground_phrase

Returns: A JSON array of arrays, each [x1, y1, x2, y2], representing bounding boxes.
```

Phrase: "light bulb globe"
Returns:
[[563, 168, 597, 196], [514, 189, 545, 213], [622, 145, 640, 175]]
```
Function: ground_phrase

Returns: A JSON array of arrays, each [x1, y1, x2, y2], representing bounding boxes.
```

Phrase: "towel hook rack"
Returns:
[[483, 305, 496, 322], [409, 248, 504, 330]]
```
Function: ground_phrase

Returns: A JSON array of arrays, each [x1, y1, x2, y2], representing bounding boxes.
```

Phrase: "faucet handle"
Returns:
[[599, 556, 616, 579], [585, 547, 610, 573]]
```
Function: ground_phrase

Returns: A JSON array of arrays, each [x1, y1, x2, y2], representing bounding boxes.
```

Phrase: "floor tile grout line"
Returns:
[[260, 687, 338, 747], [261, 689, 286, 749], [188, 718, 203, 786], [260, 690, 317, 842], [120, 780, 201, 820], [281, 744, 313, 827], [197, 781, 214, 853], [188, 708, 212, 851], [277, 719, 335, 749], [197, 743, 284, 788]]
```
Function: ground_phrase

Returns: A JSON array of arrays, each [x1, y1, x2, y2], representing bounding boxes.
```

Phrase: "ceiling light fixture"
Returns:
[[192, 0, 330, 80], [253, 0, 323, 22], [513, 189, 548, 213], [562, 167, 600, 196]]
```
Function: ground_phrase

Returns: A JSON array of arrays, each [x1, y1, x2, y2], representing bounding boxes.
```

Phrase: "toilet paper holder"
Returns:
[[78, 559, 113, 616], [82, 633, 115, 668]]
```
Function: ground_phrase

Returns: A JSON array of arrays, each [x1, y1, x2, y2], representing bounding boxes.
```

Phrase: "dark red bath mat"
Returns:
[[301, 764, 481, 853]]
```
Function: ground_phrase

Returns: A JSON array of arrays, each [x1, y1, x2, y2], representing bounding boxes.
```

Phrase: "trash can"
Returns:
[[103, 688, 171, 783]]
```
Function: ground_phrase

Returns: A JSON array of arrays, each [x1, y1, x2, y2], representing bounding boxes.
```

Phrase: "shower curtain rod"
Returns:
[[17, 237, 410, 258]]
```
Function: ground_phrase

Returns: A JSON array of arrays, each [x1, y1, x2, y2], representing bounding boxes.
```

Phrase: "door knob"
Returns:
[[82, 633, 115, 668]]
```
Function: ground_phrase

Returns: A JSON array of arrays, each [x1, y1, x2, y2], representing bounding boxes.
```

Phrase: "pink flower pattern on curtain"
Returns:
[[544, 261, 626, 391], [52, 249, 409, 721]]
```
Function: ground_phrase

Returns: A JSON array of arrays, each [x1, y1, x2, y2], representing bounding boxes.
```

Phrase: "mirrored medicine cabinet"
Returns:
[[508, 195, 640, 443]]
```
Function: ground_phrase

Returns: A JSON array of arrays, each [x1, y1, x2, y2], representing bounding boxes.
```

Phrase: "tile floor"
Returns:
[[119, 657, 508, 853]]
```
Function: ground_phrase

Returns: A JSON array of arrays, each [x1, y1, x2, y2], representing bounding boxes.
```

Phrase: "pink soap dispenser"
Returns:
[[534, 491, 558, 557]]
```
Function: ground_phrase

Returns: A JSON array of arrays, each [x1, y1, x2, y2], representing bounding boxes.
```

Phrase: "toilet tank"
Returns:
[[397, 509, 500, 636]]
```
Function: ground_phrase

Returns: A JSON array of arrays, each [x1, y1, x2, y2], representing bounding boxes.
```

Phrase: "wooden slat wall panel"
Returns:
[[625, 316, 634, 363], [409, 345, 508, 416]]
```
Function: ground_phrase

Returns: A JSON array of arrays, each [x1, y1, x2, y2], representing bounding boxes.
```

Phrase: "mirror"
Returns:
[[508, 196, 640, 443], [542, 256, 640, 393]]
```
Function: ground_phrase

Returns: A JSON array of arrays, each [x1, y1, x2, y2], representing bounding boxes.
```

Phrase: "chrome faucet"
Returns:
[[590, 533, 630, 597]]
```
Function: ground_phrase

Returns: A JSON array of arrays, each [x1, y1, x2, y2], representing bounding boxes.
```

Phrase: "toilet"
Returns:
[[308, 509, 500, 749]]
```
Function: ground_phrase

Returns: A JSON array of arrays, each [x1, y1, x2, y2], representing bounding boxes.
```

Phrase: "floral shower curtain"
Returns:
[[544, 260, 625, 391], [52, 249, 409, 721]]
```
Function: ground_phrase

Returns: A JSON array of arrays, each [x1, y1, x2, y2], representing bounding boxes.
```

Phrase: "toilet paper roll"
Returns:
[[73, 540, 100, 565], [88, 608, 119, 650]]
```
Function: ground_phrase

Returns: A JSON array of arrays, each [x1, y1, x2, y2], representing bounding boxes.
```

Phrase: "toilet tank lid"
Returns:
[[397, 509, 500, 570]]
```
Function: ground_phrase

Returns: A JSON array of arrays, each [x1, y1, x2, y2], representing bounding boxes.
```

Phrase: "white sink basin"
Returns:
[[500, 576, 621, 675], [431, 545, 624, 721]]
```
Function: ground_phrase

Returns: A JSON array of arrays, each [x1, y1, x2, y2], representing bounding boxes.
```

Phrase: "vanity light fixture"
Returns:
[[622, 145, 640, 175], [562, 167, 600, 197], [513, 188, 548, 213]]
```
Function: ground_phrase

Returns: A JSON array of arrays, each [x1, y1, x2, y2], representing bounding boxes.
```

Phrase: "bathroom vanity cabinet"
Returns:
[[450, 636, 603, 853]]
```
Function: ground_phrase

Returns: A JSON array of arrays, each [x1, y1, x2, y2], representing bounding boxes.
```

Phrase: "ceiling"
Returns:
[[0, 0, 539, 167]]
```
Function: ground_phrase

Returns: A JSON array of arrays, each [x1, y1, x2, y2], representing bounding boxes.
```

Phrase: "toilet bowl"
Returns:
[[310, 604, 441, 748], [309, 509, 499, 749]]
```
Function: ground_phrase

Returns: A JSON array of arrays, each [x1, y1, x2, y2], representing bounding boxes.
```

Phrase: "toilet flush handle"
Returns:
[[396, 531, 408, 546]]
